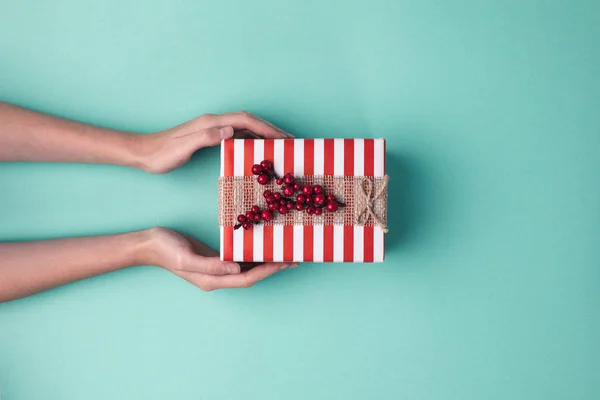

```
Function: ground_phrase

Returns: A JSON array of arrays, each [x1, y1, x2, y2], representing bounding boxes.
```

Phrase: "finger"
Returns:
[[190, 126, 233, 149], [177, 233, 240, 275], [181, 254, 241, 275], [201, 262, 297, 289], [179, 233, 219, 257], [255, 115, 295, 138], [237, 261, 299, 272], [210, 111, 292, 139]]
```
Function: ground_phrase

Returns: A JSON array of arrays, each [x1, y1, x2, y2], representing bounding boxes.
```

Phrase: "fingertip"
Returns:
[[226, 262, 241, 274], [220, 126, 234, 140], [277, 262, 299, 270]]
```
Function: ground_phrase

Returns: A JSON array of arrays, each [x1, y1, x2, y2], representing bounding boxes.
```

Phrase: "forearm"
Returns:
[[0, 230, 156, 302], [0, 102, 145, 168]]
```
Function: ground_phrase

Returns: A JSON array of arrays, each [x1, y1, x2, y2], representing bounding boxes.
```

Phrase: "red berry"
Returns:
[[273, 192, 282, 201], [296, 194, 306, 203], [261, 210, 273, 221], [251, 205, 260, 213], [260, 160, 272, 170], [327, 194, 336, 202], [278, 206, 288, 214], [276, 178, 284, 185], [302, 185, 313, 195], [283, 185, 295, 197], [326, 201, 339, 212], [293, 182, 302, 191], [283, 173, 295, 185], [251, 164, 263, 175], [306, 206, 316, 215], [286, 201, 294, 210], [314, 194, 326, 205], [305, 196, 313, 204], [280, 199, 286, 206], [268, 202, 278, 211], [313, 185, 324, 194], [245, 211, 255, 220], [242, 221, 252, 230], [237, 214, 246, 223], [263, 190, 272, 198], [265, 195, 276, 204], [315, 207, 323, 216], [295, 203, 304, 211], [257, 174, 270, 185]]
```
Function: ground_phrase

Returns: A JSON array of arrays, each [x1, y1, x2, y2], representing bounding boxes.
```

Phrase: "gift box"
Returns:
[[218, 139, 388, 262]]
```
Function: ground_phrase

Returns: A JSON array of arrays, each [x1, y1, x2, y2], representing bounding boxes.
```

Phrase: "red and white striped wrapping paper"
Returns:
[[220, 138, 386, 263]]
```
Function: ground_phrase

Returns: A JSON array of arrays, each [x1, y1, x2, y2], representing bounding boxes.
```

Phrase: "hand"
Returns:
[[138, 111, 292, 174], [145, 227, 297, 291]]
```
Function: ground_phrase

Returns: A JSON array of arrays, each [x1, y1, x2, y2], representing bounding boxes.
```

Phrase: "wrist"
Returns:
[[126, 131, 173, 173], [129, 228, 164, 267]]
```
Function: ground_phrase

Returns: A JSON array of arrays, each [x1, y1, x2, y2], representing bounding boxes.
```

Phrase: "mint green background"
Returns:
[[1, 0, 599, 399]]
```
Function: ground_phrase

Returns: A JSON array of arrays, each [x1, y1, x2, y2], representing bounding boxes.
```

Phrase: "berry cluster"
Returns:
[[235, 160, 345, 230], [234, 204, 273, 231], [251, 160, 278, 185]]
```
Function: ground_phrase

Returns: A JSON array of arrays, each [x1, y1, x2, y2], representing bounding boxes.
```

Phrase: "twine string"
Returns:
[[355, 176, 389, 232]]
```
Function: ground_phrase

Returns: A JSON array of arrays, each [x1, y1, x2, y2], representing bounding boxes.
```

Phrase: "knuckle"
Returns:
[[197, 113, 216, 125], [198, 282, 215, 292], [208, 263, 225, 275], [200, 113, 216, 120], [242, 276, 256, 289], [236, 110, 254, 121]]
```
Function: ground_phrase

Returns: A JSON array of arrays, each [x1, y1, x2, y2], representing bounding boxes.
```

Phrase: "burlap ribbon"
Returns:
[[218, 175, 388, 230]]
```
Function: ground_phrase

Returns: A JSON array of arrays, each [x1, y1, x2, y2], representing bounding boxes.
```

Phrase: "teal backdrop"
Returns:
[[1, 0, 599, 399]]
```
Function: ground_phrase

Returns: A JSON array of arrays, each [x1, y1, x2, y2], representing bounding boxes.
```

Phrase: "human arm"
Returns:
[[0, 102, 292, 173], [0, 227, 295, 303]]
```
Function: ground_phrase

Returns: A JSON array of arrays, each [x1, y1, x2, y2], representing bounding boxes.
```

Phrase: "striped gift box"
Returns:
[[219, 138, 386, 263]]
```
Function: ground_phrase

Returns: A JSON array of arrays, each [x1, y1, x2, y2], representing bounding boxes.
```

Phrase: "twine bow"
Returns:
[[355, 176, 389, 232]]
